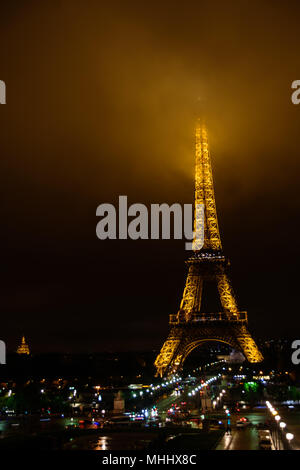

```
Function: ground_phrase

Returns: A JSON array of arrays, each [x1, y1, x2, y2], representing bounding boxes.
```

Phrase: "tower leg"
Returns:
[[235, 324, 264, 362], [154, 322, 263, 377]]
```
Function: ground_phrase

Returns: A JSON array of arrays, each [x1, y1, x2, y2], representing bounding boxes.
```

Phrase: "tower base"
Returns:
[[154, 321, 263, 377]]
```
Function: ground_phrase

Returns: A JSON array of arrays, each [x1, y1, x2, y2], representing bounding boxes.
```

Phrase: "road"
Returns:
[[0, 416, 82, 439], [63, 432, 159, 450], [155, 384, 273, 451], [216, 409, 269, 450]]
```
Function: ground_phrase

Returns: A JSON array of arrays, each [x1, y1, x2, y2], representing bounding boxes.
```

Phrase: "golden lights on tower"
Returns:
[[154, 119, 263, 377], [16, 336, 30, 355]]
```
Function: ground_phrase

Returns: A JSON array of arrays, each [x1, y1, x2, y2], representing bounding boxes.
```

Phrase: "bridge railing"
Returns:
[[169, 311, 247, 324]]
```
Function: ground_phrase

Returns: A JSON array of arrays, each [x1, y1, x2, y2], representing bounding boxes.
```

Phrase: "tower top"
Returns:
[[16, 336, 30, 355], [194, 120, 222, 251]]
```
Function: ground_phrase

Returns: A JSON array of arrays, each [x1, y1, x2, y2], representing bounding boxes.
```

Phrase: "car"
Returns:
[[65, 423, 79, 429], [208, 419, 225, 430], [259, 437, 272, 450], [236, 417, 250, 428], [258, 429, 271, 439], [258, 429, 272, 449], [236, 421, 246, 428], [104, 416, 134, 427]]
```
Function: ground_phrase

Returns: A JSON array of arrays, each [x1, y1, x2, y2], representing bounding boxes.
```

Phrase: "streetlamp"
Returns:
[[273, 414, 281, 449], [286, 432, 294, 445], [277, 421, 286, 450]]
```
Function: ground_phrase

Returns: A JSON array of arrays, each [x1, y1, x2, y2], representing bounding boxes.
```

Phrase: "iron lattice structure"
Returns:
[[154, 120, 263, 377]]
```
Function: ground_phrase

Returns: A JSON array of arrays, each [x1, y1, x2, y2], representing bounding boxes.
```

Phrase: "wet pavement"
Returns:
[[63, 432, 158, 450], [216, 427, 260, 450], [216, 409, 268, 450]]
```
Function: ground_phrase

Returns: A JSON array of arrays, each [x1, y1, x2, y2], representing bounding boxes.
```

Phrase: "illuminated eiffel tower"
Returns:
[[154, 120, 263, 377]]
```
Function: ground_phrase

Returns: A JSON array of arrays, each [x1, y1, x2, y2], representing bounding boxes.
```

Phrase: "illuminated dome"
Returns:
[[16, 336, 30, 355]]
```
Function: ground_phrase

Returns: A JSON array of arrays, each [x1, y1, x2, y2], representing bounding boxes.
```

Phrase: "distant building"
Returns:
[[217, 355, 230, 362], [16, 336, 30, 355], [113, 390, 125, 414]]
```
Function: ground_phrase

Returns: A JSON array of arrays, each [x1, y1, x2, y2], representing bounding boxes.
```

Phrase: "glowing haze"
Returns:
[[1, 1, 300, 351]]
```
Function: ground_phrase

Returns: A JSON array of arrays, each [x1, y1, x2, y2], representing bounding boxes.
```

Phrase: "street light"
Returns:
[[275, 415, 281, 422], [286, 433, 294, 443], [277, 421, 287, 450]]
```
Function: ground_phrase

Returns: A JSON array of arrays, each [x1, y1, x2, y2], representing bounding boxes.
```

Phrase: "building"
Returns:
[[16, 336, 30, 355]]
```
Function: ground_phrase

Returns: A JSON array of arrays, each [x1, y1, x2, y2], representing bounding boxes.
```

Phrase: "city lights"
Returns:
[[286, 433, 294, 443]]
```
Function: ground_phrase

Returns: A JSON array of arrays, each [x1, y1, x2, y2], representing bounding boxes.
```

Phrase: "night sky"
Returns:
[[1, 1, 300, 353]]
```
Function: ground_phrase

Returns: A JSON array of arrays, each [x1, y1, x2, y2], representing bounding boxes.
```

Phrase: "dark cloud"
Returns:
[[1, 1, 300, 352]]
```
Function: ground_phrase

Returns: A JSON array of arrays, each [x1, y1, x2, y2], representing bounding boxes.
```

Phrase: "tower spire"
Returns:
[[194, 119, 222, 251]]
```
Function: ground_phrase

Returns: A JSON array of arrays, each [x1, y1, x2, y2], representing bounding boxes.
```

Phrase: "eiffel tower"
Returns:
[[154, 119, 263, 377]]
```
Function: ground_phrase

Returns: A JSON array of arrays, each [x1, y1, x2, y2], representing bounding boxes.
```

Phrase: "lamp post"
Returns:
[[286, 432, 294, 449], [274, 415, 281, 449], [278, 422, 286, 450], [275, 414, 281, 439]]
